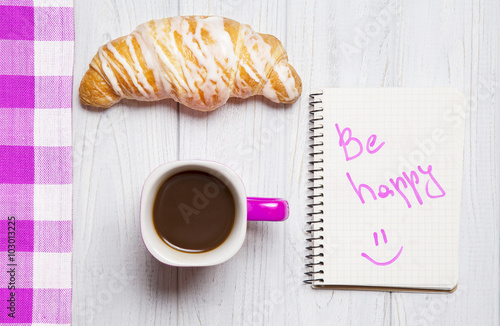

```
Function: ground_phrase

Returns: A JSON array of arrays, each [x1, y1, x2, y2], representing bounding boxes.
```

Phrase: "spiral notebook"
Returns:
[[306, 88, 465, 292]]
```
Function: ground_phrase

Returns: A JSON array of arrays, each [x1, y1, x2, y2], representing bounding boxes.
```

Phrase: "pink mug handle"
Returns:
[[247, 197, 289, 221]]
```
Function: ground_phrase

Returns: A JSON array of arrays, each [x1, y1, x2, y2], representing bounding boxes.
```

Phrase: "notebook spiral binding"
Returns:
[[304, 91, 325, 285]]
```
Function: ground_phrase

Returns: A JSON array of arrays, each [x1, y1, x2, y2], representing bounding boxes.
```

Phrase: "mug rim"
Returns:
[[140, 160, 247, 267]]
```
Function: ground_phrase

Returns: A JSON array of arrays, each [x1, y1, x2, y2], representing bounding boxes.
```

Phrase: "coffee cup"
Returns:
[[140, 160, 289, 267]]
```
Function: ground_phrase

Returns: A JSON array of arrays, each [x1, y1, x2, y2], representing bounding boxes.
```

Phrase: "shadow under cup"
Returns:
[[141, 160, 288, 267]]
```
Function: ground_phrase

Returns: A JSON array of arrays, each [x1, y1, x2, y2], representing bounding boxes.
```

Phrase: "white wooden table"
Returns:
[[72, 0, 500, 325]]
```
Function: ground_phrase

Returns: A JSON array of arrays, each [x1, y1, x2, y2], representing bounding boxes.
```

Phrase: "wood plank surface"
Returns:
[[72, 0, 499, 324]]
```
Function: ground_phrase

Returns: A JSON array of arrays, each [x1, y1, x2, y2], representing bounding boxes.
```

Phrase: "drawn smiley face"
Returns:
[[361, 229, 403, 266]]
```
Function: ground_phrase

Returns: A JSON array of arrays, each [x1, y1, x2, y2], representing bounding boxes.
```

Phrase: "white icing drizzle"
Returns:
[[241, 26, 271, 82], [132, 23, 173, 100], [93, 16, 300, 109], [144, 19, 193, 97], [97, 48, 123, 96], [98, 45, 135, 96], [125, 36, 155, 96], [106, 42, 149, 98], [275, 61, 300, 99]]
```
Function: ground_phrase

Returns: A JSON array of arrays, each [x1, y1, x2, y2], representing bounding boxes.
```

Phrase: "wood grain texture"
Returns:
[[176, 2, 288, 325], [72, 0, 499, 325], [73, 0, 179, 325], [391, 1, 500, 325]]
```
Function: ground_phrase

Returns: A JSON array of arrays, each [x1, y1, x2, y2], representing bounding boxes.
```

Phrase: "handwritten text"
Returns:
[[336, 124, 446, 208]]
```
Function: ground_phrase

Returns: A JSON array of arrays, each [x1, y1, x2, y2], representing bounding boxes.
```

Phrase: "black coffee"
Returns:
[[153, 170, 235, 252]]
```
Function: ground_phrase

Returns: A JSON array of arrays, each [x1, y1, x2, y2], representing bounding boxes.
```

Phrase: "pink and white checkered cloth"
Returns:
[[0, 0, 73, 324]]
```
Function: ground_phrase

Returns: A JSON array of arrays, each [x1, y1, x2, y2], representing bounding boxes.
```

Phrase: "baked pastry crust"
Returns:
[[79, 16, 302, 111]]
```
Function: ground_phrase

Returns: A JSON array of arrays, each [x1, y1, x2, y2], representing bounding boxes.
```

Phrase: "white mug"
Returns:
[[140, 160, 288, 267]]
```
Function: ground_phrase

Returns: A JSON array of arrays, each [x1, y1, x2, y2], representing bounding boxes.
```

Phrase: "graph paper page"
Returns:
[[316, 88, 465, 289]]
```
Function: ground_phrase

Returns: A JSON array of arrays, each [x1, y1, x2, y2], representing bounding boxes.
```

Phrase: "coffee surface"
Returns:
[[153, 171, 235, 252]]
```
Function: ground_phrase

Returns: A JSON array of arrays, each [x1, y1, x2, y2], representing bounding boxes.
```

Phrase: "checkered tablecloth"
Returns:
[[0, 0, 73, 324]]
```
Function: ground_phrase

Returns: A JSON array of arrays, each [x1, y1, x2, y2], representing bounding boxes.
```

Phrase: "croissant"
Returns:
[[79, 16, 302, 111]]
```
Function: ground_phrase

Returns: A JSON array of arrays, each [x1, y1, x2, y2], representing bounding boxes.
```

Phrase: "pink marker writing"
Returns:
[[347, 165, 445, 208], [361, 229, 403, 266], [335, 123, 385, 161]]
